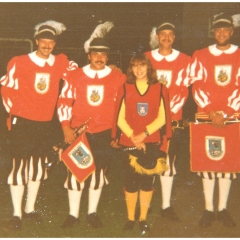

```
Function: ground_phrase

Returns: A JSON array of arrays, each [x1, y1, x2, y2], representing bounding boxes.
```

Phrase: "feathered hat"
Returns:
[[84, 21, 114, 53], [34, 20, 66, 40], [149, 22, 175, 50], [212, 13, 233, 29], [211, 12, 240, 29]]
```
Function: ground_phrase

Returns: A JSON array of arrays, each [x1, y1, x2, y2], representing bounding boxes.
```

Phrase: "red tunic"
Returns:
[[57, 65, 126, 133], [190, 44, 240, 116], [145, 49, 191, 120], [112, 82, 172, 147], [0, 52, 77, 121]]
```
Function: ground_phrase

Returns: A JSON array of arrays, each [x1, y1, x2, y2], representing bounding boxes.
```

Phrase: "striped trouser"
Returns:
[[7, 156, 49, 185], [197, 171, 237, 180], [6, 116, 55, 185], [64, 168, 109, 191]]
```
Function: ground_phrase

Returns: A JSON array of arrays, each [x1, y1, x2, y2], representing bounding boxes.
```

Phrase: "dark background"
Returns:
[[1, 2, 240, 71]]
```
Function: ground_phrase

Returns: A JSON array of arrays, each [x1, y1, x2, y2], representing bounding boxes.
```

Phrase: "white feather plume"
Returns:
[[34, 20, 66, 37], [232, 14, 240, 28], [84, 21, 114, 53], [149, 27, 159, 50]]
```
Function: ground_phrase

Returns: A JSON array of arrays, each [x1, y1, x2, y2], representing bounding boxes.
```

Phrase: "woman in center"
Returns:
[[112, 53, 172, 235]]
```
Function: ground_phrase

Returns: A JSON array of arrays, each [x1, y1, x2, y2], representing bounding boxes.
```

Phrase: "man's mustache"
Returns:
[[95, 61, 104, 64]]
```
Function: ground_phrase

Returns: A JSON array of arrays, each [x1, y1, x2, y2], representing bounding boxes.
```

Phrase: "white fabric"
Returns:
[[24, 180, 41, 213], [218, 178, 232, 211], [160, 175, 173, 209], [88, 188, 102, 214], [202, 178, 215, 211], [68, 189, 83, 218], [10, 185, 25, 218]]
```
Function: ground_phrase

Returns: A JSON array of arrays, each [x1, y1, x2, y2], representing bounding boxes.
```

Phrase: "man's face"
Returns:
[[36, 38, 56, 59], [156, 29, 175, 48], [214, 27, 233, 47], [88, 51, 108, 70]]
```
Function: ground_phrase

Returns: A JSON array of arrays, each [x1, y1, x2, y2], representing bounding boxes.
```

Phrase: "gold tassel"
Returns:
[[128, 155, 169, 175]]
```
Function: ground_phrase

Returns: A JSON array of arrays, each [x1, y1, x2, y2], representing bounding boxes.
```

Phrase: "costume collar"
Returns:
[[82, 64, 111, 79], [28, 51, 55, 67], [151, 48, 180, 62], [208, 44, 238, 56]]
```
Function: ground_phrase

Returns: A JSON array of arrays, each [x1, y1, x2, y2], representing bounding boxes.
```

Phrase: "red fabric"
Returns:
[[145, 50, 190, 120], [190, 46, 240, 116], [111, 82, 172, 146], [58, 68, 126, 133], [61, 132, 96, 182], [190, 122, 240, 172], [1, 53, 76, 121], [119, 83, 162, 146]]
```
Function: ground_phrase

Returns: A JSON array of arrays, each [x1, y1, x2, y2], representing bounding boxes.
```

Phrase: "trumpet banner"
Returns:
[[190, 122, 240, 172], [61, 132, 96, 182]]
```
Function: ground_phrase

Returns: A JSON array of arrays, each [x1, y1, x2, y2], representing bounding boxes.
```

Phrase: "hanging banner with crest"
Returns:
[[61, 132, 96, 183], [190, 122, 240, 172]]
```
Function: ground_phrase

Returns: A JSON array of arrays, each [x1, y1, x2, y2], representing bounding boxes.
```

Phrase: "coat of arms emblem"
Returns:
[[68, 141, 93, 169], [87, 85, 104, 106], [205, 136, 225, 161], [215, 65, 231, 86], [137, 103, 148, 116], [35, 73, 50, 94]]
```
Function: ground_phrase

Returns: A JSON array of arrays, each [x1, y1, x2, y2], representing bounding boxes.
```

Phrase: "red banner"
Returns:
[[61, 132, 96, 183], [190, 122, 240, 172]]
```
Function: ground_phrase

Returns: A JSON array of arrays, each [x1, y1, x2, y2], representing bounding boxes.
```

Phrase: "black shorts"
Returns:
[[8, 115, 55, 161]]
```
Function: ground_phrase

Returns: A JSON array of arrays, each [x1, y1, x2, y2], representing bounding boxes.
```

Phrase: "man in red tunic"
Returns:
[[145, 21, 191, 221], [0, 20, 78, 231], [57, 34, 126, 228], [190, 13, 240, 228]]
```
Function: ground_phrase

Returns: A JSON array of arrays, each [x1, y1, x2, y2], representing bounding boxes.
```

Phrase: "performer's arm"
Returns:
[[57, 77, 75, 144], [117, 99, 133, 138]]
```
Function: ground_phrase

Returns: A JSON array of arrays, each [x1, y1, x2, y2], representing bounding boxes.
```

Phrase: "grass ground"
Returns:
[[1, 128, 240, 238], [0, 134, 164, 238]]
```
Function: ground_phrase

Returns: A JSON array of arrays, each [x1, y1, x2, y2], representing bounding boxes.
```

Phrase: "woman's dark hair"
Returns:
[[126, 54, 158, 85]]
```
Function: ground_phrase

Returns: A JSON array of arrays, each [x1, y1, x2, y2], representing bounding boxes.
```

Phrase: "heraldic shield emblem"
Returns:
[[190, 122, 240, 172], [87, 85, 104, 106], [137, 103, 148, 116], [35, 73, 50, 94], [156, 70, 172, 88], [61, 133, 96, 182], [215, 65, 231, 86], [205, 136, 225, 161], [68, 141, 93, 168]]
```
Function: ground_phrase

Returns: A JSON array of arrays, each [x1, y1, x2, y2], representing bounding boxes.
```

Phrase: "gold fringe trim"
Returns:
[[129, 155, 169, 175]]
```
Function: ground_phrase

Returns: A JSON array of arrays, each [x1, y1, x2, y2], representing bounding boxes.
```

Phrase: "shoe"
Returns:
[[2, 216, 22, 231], [217, 209, 236, 227], [86, 212, 103, 228], [123, 220, 135, 230], [139, 220, 150, 236], [161, 207, 180, 222], [23, 211, 41, 224], [199, 210, 215, 227], [61, 215, 79, 229]]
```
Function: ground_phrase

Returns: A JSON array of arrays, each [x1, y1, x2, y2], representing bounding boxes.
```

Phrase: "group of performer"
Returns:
[[0, 12, 240, 236]]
